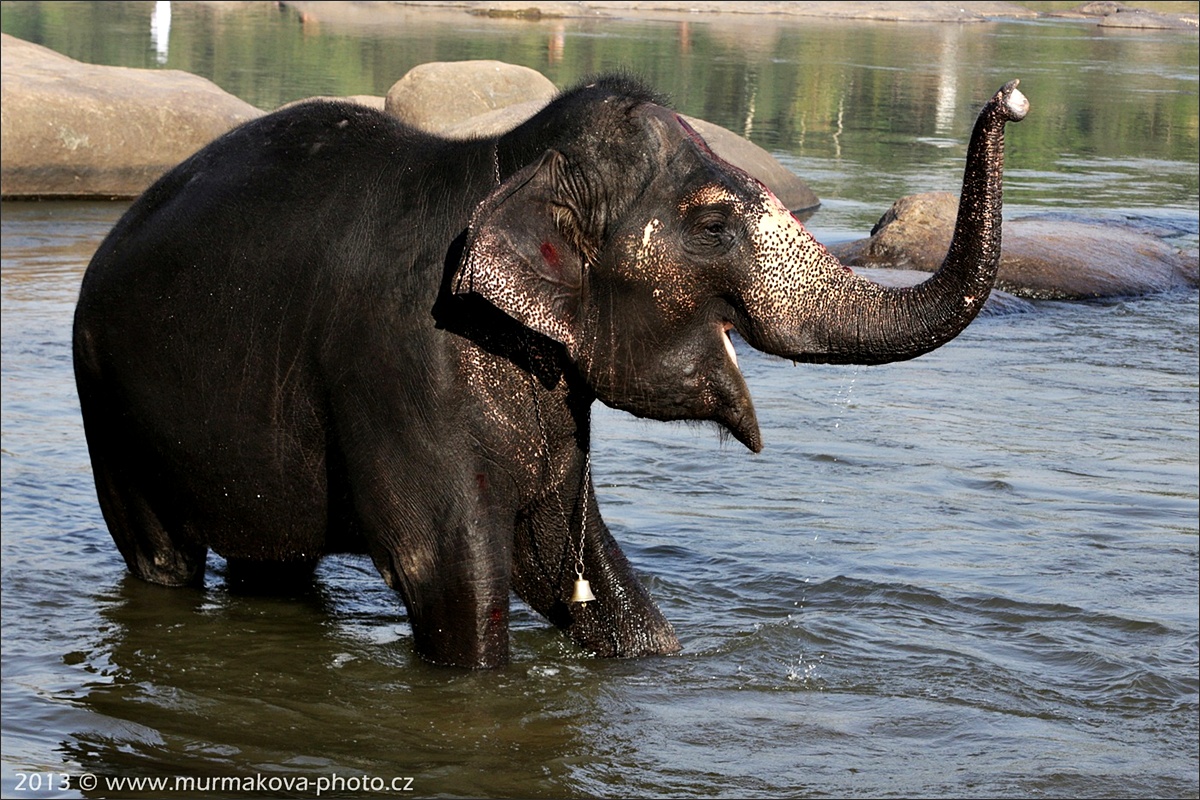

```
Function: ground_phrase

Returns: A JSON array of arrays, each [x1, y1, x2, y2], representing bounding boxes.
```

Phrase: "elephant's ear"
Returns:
[[453, 149, 586, 354]]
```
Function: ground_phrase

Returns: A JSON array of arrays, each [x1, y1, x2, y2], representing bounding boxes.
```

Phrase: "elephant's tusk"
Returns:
[[722, 322, 739, 368]]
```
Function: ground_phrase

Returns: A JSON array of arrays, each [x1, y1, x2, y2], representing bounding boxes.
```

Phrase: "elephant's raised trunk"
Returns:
[[740, 80, 1028, 366]]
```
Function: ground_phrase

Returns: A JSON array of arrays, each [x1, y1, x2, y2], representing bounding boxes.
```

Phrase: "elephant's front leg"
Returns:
[[338, 415, 514, 668], [394, 517, 513, 669], [513, 480, 681, 659]]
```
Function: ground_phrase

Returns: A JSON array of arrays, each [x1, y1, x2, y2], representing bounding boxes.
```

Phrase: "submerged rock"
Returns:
[[831, 192, 1199, 300]]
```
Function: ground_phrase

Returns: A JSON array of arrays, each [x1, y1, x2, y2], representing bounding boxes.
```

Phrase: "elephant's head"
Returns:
[[453, 78, 1028, 452]]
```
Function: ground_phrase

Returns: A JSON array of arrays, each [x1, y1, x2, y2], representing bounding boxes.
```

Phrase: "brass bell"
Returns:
[[570, 573, 596, 606]]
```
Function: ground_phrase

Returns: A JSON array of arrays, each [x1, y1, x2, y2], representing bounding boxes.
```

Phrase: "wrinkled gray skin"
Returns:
[[74, 76, 1027, 668]]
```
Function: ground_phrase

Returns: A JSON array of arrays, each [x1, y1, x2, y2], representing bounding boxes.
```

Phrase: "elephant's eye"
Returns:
[[686, 207, 735, 253]]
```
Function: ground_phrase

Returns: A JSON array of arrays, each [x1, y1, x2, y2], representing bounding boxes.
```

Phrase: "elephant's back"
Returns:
[[80, 100, 423, 296], [74, 98, 473, 364], [70, 99, 470, 509]]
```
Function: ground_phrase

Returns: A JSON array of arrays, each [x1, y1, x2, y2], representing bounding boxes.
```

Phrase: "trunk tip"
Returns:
[[997, 79, 1030, 122]]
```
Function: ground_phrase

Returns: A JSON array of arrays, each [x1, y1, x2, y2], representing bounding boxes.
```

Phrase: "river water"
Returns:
[[2, 3, 1197, 798]]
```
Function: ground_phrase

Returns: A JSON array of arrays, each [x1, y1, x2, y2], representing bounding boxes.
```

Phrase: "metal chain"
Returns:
[[526, 369, 592, 601], [573, 451, 592, 581]]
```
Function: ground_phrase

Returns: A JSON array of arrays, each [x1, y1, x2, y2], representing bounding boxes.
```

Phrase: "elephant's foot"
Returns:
[[564, 596, 682, 658]]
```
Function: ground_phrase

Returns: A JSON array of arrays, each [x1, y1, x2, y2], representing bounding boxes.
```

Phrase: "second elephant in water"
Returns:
[[73, 75, 1028, 668]]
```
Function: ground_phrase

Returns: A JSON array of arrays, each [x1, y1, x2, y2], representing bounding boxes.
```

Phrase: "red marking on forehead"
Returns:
[[675, 114, 717, 158], [675, 114, 758, 191], [540, 241, 560, 268]]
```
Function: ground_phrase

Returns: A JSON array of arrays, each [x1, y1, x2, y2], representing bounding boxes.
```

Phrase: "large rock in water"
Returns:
[[386, 60, 820, 217], [384, 60, 558, 134], [830, 192, 1199, 299], [0, 33, 262, 199]]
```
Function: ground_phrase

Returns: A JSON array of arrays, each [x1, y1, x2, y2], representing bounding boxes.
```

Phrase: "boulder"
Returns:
[[384, 60, 558, 134], [389, 60, 819, 216], [830, 192, 1199, 300], [833, 192, 959, 272], [0, 34, 263, 199]]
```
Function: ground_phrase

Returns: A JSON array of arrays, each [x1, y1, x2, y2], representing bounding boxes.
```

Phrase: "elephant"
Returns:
[[73, 75, 1028, 668]]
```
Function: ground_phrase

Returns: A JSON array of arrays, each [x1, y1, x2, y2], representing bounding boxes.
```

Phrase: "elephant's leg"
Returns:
[[513, 488, 681, 659], [332, 403, 514, 667], [76, 361, 205, 585], [407, 526, 511, 668], [85, 441, 208, 587], [364, 499, 513, 668]]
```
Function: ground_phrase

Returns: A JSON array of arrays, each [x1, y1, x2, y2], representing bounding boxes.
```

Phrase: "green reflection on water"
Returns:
[[2, 1, 1197, 216]]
